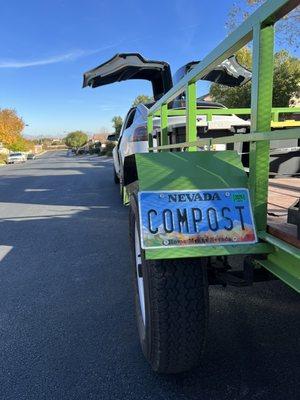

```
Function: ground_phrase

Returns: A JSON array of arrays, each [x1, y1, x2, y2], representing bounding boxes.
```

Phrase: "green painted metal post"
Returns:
[[273, 111, 279, 122], [249, 24, 274, 231], [161, 103, 168, 149], [186, 82, 197, 151], [207, 111, 213, 122], [147, 115, 153, 152]]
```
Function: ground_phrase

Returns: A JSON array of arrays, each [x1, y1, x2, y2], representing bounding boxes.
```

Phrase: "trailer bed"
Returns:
[[267, 177, 300, 248]]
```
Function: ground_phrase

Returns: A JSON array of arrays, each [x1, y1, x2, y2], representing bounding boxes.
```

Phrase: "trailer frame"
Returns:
[[135, 0, 300, 292]]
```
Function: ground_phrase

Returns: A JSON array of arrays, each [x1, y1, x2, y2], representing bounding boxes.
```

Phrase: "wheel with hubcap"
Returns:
[[129, 194, 209, 374]]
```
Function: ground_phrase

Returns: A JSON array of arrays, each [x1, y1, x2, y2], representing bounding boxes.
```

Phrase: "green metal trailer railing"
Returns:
[[152, 106, 300, 122], [150, 106, 300, 135], [144, 0, 300, 292]]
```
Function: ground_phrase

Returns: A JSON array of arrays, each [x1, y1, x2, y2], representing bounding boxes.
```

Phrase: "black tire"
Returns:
[[129, 194, 209, 374], [113, 168, 119, 184]]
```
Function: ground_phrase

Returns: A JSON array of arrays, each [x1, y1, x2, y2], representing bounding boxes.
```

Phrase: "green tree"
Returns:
[[65, 131, 88, 148], [132, 94, 153, 107], [210, 49, 300, 108], [111, 116, 123, 136], [8, 136, 33, 152], [226, 0, 299, 49], [273, 51, 300, 106]]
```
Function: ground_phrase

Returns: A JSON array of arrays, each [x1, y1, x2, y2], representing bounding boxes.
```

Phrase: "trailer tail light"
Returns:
[[131, 126, 148, 142]]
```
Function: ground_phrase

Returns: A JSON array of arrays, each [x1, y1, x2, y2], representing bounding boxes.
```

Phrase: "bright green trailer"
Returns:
[[123, 0, 300, 373]]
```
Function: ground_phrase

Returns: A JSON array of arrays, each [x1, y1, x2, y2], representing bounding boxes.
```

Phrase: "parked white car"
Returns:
[[83, 53, 251, 188], [7, 152, 27, 164]]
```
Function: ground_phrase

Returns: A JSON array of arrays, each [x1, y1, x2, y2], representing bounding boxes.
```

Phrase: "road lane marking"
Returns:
[[0, 246, 13, 262], [25, 189, 52, 192]]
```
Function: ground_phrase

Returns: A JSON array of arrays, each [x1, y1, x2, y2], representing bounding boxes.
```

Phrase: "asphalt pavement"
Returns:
[[0, 151, 299, 400]]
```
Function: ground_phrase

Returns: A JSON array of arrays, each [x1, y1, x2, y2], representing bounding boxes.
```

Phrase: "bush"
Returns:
[[103, 141, 115, 156]]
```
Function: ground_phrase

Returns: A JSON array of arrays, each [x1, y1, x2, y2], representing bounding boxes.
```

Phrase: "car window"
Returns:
[[134, 105, 148, 122], [107, 134, 117, 141], [124, 109, 136, 130], [118, 108, 137, 147]]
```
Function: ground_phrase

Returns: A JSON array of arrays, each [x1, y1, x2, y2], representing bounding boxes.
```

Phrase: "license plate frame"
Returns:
[[138, 188, 257, 250]]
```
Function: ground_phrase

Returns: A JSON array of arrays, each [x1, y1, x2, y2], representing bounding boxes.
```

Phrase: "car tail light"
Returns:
[[130, 126, 148, 142]]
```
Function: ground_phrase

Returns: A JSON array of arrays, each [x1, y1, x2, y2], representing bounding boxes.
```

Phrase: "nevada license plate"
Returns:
[[138, 189, 257, 249]]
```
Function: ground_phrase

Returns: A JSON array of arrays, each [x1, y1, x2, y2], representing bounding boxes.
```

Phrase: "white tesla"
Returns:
[[83, 53, 251, 189]]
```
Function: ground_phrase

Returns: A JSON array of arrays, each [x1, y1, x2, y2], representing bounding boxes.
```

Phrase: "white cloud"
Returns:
[[0, 51, 85, 68], [0, 44, 118, 69]]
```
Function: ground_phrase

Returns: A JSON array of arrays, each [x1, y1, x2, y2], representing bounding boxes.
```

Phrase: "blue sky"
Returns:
[[0, 0, 250, 137]]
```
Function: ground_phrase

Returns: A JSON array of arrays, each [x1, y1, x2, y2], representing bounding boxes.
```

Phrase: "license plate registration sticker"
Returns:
[[138, 189, 257, 249]]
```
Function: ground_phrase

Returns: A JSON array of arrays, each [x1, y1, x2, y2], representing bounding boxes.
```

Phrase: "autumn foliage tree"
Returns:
[[0, 108, 25, 147]]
